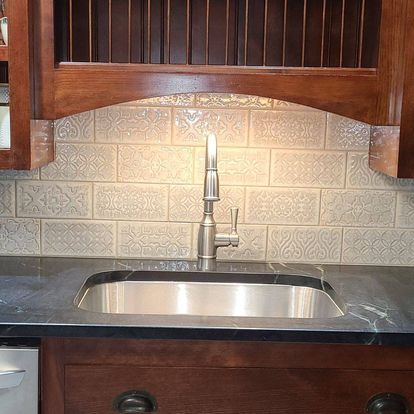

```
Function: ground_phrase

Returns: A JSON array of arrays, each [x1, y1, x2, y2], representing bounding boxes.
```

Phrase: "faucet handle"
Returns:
[[230, 207, 239, 234]]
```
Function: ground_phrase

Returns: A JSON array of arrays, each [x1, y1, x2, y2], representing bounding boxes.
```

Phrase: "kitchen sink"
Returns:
[[75, 271, 345, 319]]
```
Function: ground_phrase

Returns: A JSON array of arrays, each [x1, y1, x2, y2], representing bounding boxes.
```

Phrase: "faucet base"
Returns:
[[197, 257, 217, 271]]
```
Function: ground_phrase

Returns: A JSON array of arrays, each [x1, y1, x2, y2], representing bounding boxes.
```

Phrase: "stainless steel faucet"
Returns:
[[197, 133, 239, 270]]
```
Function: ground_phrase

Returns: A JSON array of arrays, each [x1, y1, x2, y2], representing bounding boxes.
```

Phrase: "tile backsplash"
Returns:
[[0, 93, 413, 266]]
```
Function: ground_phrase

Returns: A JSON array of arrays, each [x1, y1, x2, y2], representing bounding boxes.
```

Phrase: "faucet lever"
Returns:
[[230, 207, 239, 234]]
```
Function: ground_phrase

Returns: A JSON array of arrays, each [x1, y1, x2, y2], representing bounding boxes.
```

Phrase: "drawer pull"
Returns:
[[113, 390, 157, 413], [367, 393, 410, 414]]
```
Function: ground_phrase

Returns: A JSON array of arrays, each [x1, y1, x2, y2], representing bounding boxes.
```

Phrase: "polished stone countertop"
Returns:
[[0, 256, 413, 344]]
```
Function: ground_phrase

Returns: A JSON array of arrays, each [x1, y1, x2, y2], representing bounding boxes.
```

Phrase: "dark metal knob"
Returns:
[[113, 390, 157, 413], [367, 393, 410, 414]]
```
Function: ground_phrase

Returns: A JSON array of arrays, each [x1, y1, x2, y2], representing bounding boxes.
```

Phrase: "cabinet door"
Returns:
[[65, 365, 414, 414]]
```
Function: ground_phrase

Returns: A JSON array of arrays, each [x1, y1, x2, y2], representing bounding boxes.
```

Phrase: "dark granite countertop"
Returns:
[[0, 257, 413, 345]]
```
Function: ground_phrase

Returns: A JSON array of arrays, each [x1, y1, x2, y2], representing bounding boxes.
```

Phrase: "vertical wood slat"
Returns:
[[108, 0, 112, 62], [88, 0, 92, 62], [321, 0, 326, 66], [147, 0, 151, 63], [244, 0, 249, 65], [263, 0, 268, 66], [128, 0, 132, 63], [301, 0, 307, 66], [282, 0, 288, 66], [340, 0, 345, 67], [69, 0, 73, 61], [205, 0, 210, 64], [186, 0, 191, 64], [225, 0, 230, 64], [167, 0, 171, 63], [358, 0, 366, 67]]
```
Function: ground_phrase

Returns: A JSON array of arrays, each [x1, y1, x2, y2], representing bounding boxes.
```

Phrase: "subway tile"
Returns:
[[118, 145, 193, 183], [195, 147, 270, 186], [118, 222, 192, 259], [272, 100, 318, 111], [396, 192, 414, 229], [245, 188, 320, 225], [17, 181, 92, 219], [42, 220, 116, 257], [0, 169, 39, 180], [326, 114, 370, 150], [95, 106, 171, 144], [250, 110, 326, 149], [271, 150, 346, 188], [267, 226, 342, 264], [347, 152, 414, 190], [0, 181, 14, 217], [0, 219, 40, 255], [41, 143, 117, 182], [94, 183, 168, 221], [321, 190, 396, 227], [169, 185, 244, 223], [173, 108, 248, 146], [54, 111, 94, 143], [342, 228, 414, 266], [195, 93, 273, 109], [128, 94, 194, 107]]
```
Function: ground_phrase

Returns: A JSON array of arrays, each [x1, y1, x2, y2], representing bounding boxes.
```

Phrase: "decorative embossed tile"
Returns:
[[129, 94, 194, 107], [267, 226, 342, 263], [326, 114, 370, 150], [95, 106, 171, 144], [347, 152, 414, 190], [54, 111, 94, 143], [195, 147, 270, 186], [273, 100, 318, 111], [250, 111, 326, 149], [169, 185, 245, 223], [343, 228, 414, 265], [321, 190, 396, 227], [17, 181, 92, 219], [0, 169, 39, 180], [118, 222, 192, 259], [0, 182, 15, 217], [195, 93, 273, 109], [118, 145, 193, 183], [271, 150, 346, 188], [94, 183, 168, 221], [0, 219, 40, 255], [245, 188, 320, 225], [396, 192, 414, 228], [173, 108, 248, 146], [41, 144, 117, 182], [42, 220, 116, 257]]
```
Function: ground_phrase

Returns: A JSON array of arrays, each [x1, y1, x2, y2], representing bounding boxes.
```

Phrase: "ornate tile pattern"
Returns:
[[245, 188, 320, 225], [41, 144, 117, 182], [42, 220, 116, 257], [396, 192, 414, 229], [195, 147, 270, 186], [0, 182, 15, 217], [250, 111, 326, 149], [173, 108, 248, 146], [347, 152, 414, 190], [273, 100, 317, 111], [267, 226, 342, 263], [326, 114, 370, 150], [271, 150, 346, 188], [321, 190, 396, 227], [54, 111, 94, 143], [0, 219, 40, 256], [95, 106, 171, 144], [130, 94, 194, 107], [94, 184, 168, 221], [0, 169, 39, 180], [342, 228, 414, 265], [118, 222, 192, 258], [17, 181, 92, 219], [195, 93, 273, 109], [118, 145, 193, 183]]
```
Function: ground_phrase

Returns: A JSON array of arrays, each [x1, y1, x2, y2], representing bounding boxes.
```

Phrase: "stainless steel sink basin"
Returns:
[[75, 271, 345, 319]]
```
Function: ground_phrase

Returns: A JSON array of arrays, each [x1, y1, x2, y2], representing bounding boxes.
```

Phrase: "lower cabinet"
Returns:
[[42, 339, 414, 414]]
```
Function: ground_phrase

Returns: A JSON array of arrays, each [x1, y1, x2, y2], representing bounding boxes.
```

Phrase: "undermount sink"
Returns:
[[75, 271, 345, 319]]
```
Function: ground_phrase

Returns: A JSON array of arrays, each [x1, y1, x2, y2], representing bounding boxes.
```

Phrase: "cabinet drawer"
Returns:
[[65, 365, 414, 414]]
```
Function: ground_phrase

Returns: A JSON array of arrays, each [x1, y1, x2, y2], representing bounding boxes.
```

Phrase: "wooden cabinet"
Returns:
[[42, 339, 414, 414]]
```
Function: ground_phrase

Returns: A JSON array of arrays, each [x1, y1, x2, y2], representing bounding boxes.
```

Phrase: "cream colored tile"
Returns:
[[118, 145, 193, 183], [17, 181, 92, 219], [267, 226, 342, 264], [342, 228, 414, 265], [245, 188, 320, 225], [173, 108, 248, 146], [326, 114, 370, 150], [396, 192, 414, 228], [321, 190, 396, 227], [272, 100, 319, 111], [250, 110, 326, 149], [0, 181, 15, 217], [271, 150, 346, 188], [41, 220, 116, 257], [129, 94, 194, 107], [54, 111, 94, 143], [347, 152, 414, 190], [95, 106, 171, 144], [0, 219, 40, 255], [94, 183, 168, 221], [118, 222, 192, 259], [195, 147, 270, 186], [195, 93, 273, 109], [41, 143, 117, 182]]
